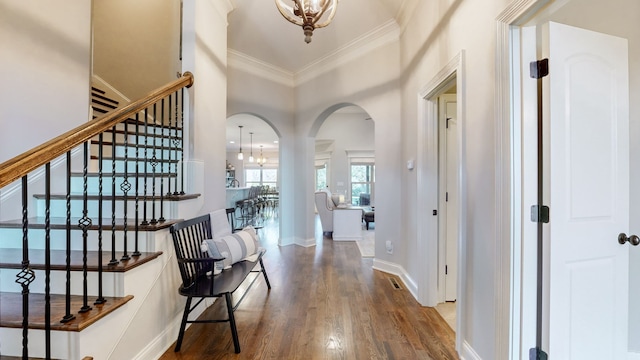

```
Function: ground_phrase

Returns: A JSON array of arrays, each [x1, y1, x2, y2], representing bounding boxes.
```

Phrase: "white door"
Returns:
[[438, 94, 458, 302], [544, 22, 629, 359]]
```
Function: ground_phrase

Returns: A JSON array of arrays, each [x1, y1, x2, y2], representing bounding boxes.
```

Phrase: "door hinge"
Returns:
[[531, 205, 550, 223], [530, 58, 549, 79], [445, 265, 448, 275], [433, 210, 438, 216], [446, 117, 451, 129], [529, 347, 548, 360], [446, 192, 449, 202]]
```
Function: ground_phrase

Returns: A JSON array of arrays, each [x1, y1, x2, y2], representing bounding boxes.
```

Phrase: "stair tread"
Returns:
[[90, 127, 180, 140], [31, 193, 200, 201], [91, 92, 119, 106], [88, 140, 178, 152], [0, 248, 163, 272], [89, 155, 179, 163], [70, 171, 178, 178], [91, 109, 183, 130], [0, 216, 181, 231], [0, 291, 134, 332]]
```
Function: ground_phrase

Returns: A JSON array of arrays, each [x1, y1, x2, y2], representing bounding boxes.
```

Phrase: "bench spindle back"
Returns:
[[170, 214, 212, 289]]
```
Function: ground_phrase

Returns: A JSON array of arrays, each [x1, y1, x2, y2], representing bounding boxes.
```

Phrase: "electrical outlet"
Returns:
[[385, 240, 393, 254]]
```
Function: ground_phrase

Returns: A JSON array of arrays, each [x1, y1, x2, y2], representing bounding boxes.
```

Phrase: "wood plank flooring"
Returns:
[[159, 218, 459, 360]]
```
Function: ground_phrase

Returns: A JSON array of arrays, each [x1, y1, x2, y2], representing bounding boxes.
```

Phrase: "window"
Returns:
[[350, 163, 374, 205], [315, 165, 327, 191], [245, 168, 278, 188]]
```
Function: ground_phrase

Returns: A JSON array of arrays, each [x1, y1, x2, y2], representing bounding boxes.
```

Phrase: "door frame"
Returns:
[[495, 0, 575, 359], [416, 50, 466, 351], [438, 93, 458, 303]]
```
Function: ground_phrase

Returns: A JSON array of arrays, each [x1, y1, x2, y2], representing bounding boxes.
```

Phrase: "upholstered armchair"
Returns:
[[314, 189, 335, 234]]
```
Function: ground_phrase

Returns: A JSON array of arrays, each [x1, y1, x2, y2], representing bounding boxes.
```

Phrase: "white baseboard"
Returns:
[[293, 236, 316, 247], [629, 351, 640, 360], [461, 340, 482, 360]]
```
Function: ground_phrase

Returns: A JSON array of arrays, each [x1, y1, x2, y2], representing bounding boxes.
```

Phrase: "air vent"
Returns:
[[388, 277, 402, 290]]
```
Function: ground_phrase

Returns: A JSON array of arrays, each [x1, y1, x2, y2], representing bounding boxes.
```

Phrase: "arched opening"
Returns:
[[311, 104, 375, 255], [226, 113, 281, 244]]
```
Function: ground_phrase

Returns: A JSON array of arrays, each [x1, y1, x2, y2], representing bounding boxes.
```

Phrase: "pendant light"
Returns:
[[249, 132, 255, 162], [237, 125, 244, 160]]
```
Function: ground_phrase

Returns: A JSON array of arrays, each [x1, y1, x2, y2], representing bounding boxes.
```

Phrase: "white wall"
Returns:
[[399, 0, 510, 358], [0, 0, 92, 164], [227, 65, 296, 245], [93, 0, 181, 100], [181, 0, 233, 214]]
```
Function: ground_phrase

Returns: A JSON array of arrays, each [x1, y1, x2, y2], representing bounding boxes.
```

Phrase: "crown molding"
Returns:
[[294, 19, 400, 85], [395, 0, 420, 35], [227, 49, 295, 87], [227, 19, 400, 88]]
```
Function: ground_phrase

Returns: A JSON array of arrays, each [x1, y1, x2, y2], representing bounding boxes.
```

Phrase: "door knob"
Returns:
[[618, 233, 640, 246]]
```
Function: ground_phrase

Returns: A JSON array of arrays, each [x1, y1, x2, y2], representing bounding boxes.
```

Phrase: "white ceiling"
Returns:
[[228, 0, 405, 73], [225, 1, 402, 152]]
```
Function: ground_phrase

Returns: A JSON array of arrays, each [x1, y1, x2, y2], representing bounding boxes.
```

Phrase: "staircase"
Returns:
[[0, 74, 201, 359]]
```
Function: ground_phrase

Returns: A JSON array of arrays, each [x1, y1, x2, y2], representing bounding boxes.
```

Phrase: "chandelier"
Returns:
[[257, 145, 267, 167], [275, 0, 339, 44]]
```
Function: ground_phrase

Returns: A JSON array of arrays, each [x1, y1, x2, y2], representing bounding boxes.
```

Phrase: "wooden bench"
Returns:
[[169, 213, 271, 353]]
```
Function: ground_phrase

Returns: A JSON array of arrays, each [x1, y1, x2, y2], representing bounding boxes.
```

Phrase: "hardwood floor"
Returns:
[[159, 217, 458, 360]]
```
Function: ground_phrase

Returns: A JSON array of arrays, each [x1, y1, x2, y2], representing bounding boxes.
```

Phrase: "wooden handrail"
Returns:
[[0, 72, 193, 189]]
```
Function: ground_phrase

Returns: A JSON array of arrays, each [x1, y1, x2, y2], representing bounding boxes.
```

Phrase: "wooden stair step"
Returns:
[[89, 155, 179, 163], [91, 92, 119, 106], [0, 248, 163, 272], [70, 171, 178, 178], [91, 98, 118, 110], [0, 217, 180, 231], [89, 127, 180, 140], [88, 139, 178, 152], [91, 86, 105, 95], [0, 292, 134, 331], [32, 193, 200, 201]]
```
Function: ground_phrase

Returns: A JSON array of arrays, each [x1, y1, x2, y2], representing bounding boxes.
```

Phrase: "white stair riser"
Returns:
[[0, 328, 78, 359], [35, 198, 175, 221], [0, 268, 124, 297], [70, 175, 176, 196], [0, 228, 159, 253]]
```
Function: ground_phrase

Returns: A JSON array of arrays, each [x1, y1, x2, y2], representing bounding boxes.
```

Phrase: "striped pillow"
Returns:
[[212, 226, 260, 269]]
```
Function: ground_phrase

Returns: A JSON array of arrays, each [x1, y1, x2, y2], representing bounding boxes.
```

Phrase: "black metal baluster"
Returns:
[[62, 152, 76, 322], [109, 126, 119, 265], [142, 107, 149, 225], [17, 176, 35, 359], [150, 103, 158, 224], [179, 88, 185, 195], [95, 134, 106, 304], [159, 97, 166, 223], [44, 163, 51, 359], [78, 142, 92, 313], [121, 120, 131, 260], [169, 92, 176, 195], [133, 112, 141, 256]]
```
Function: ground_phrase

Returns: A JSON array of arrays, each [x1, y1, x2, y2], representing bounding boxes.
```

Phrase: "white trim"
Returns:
[[227, 20, 399, 88], [294, 237, 316, 247], [92, 74, 131, 103], [496, 1, 552, 359], [416, 50, 466, 353], [227, 49, 295, 87], [461, 340, 483, 360], [295, 20, 400, 85]]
